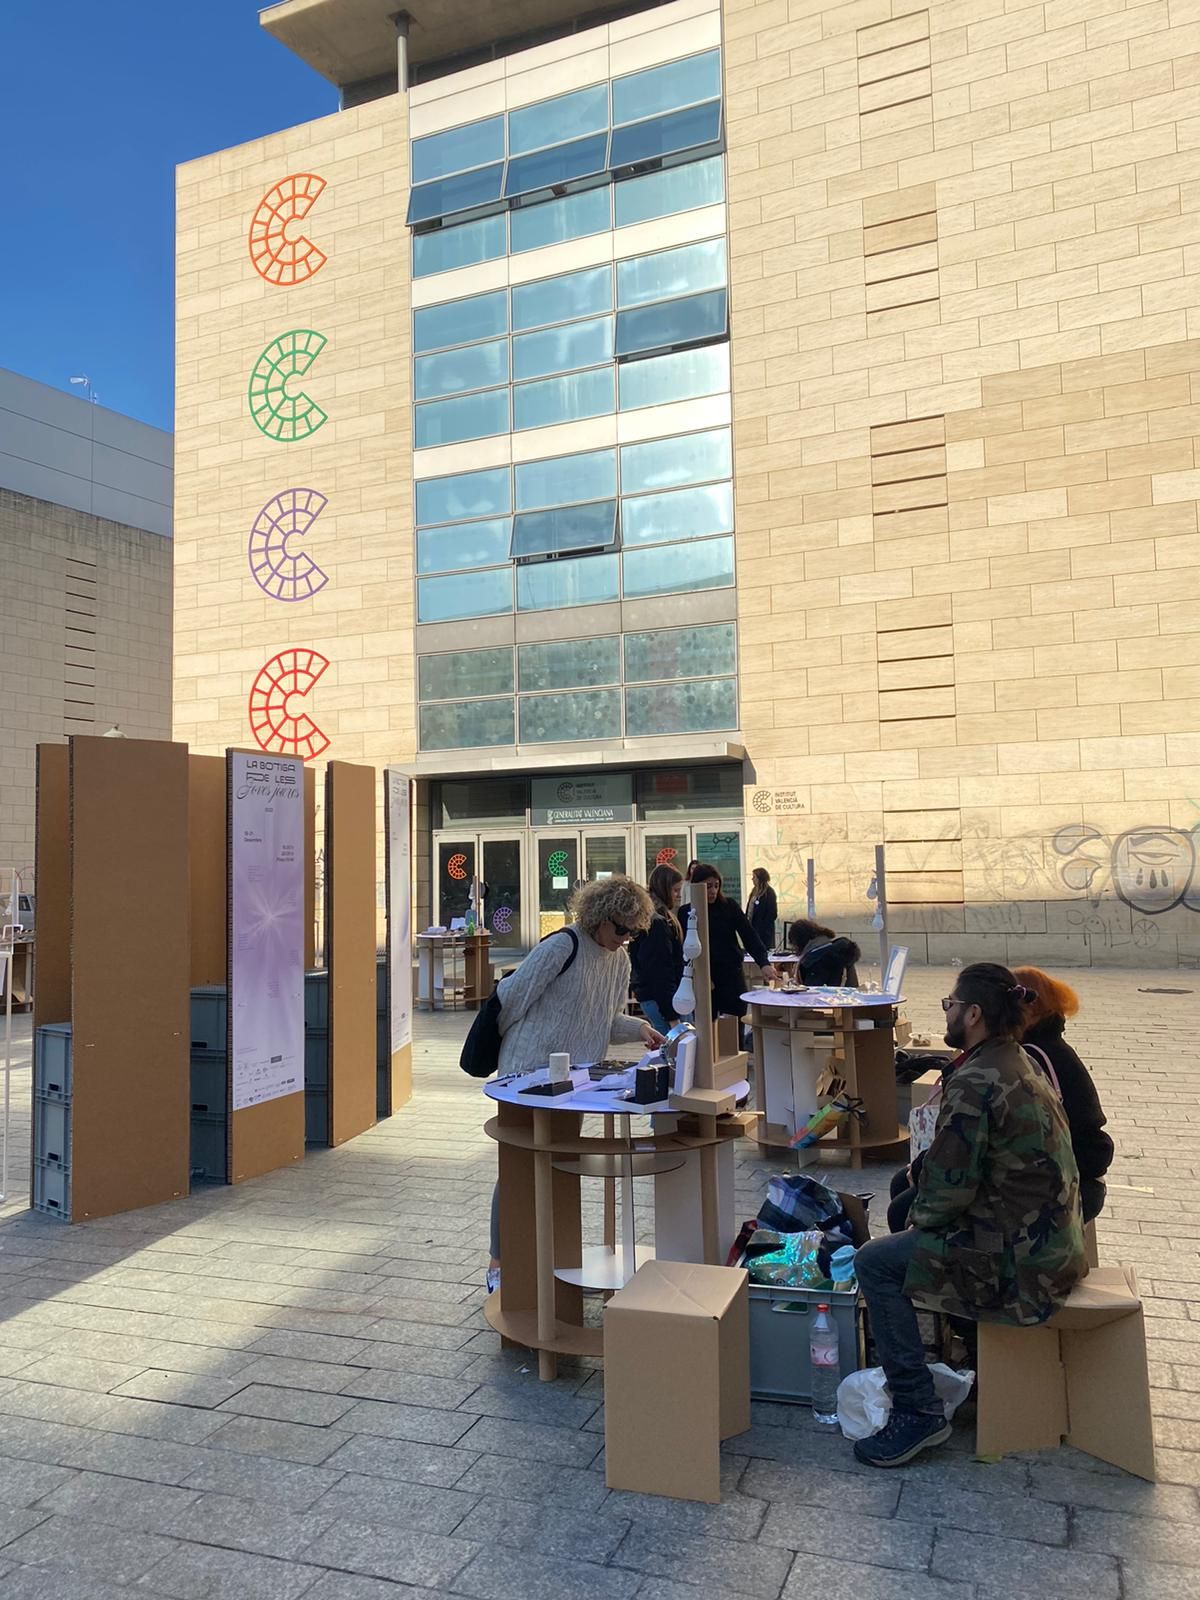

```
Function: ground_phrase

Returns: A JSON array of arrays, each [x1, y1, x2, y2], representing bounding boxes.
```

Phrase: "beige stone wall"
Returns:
[[0, 489, 171, 880], [726, 0, 1200, 967], [173, 92, 414, 803]]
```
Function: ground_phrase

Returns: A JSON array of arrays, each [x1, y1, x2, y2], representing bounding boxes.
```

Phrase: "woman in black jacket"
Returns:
[[681, 864, 778, 1018], [630, 864, 684, 1033], [745, 868, 778, 951], [1014, 965, 1113, 1223], [787, 919, 861, 986]]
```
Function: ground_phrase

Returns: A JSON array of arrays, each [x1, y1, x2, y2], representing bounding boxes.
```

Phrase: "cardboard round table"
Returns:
[[484, 1067, 749, 1380], [741, 985, 906, 1163]]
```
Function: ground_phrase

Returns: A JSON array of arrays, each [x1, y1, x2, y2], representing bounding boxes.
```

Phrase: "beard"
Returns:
[[944, 1014, 967, 1050]]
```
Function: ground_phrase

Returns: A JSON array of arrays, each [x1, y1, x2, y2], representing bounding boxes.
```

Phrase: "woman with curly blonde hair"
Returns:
[[486, 874, 663, 1289]]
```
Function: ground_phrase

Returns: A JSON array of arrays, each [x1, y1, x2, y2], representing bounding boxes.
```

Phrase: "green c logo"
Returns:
[[248, 330, 328, 442]]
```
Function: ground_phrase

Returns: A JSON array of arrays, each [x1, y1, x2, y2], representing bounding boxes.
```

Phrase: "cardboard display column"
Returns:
[[326, 761, 377, 1146], [32, 745, 70, 1032], [70, 736, 191, 1219], [384, 768, 413, 1113], [227, 750, 305, 1183]]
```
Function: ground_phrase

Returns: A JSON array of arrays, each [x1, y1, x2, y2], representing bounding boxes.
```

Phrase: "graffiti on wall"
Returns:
[[1053, 824, 1200, 915]]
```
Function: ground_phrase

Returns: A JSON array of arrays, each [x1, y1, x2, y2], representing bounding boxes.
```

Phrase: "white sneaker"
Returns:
[[485, 1267, 501, 1294]]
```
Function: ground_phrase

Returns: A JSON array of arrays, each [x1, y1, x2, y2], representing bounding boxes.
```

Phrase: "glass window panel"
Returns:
[[538, 835, 578, 929], [637, 765, 741, 817], [615, 289, 726, 358], [614, 155, 725, 228], [512, 265, 612, 331], [439, 778, 528, 825], [510, 186, 611, 254], [412, 116, 505, 184], [518, 636, 621, 692], [504, 134, 609, 199], [417, 567, 513, 623], [695, 826, 743, 905], [617, 239, 727, 308], [609, 101, 722, 169], [621, 535, 734, 598], [516, 552, 619, 611], [511, 501, 617, 558], [406, 163, 504, 225], [413, 213, 506, 278], [512, 315, 614, 381], [419, 647, 514, 701], [618, 344, 728, 411], [416, 517, 512, 574], [420, 698, 515, 750], [515, 448, 616, 511], [519, 689, 622, 744], [414, 290, 509, 354], [414, 338, 509, 400], [414, 387, 509, 449], [481, 838, 523, 952], [612, 49, 722, 125], [625, 677, 737, 737], [624, 622, 737, 683], [622, 482, 733, 545], [620, 428, 732, 494], [416, 466, 511, 527], [437, 840, 476, 920], [509, 83, 609, 155], [513, 366, 614, 431]]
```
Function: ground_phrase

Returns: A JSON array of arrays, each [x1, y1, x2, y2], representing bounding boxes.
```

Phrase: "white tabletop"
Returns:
[[741, 986, 903, 1009], [484, 1065, 749, 1116]]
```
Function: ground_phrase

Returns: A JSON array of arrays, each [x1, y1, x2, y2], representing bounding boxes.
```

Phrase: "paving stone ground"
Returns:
[[0, 964, 1195, 1597]]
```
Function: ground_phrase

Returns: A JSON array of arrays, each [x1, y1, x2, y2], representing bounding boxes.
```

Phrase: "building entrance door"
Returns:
[[434, 833, 525, 958], [533, 829, 632, 939]]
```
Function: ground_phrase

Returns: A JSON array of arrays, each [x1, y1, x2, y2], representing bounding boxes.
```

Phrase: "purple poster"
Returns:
[[229, 752, 304, 1111]]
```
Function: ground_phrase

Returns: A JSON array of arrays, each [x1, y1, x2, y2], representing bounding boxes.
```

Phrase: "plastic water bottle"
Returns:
[[810, 1303, 840, 1425]]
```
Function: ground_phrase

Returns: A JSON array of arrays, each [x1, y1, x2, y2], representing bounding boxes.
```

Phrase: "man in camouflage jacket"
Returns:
[[852, 962, 1087, 1469]]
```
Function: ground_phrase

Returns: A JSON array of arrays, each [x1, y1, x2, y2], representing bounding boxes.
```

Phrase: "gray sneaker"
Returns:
[[853, 1408, 951, 1468]]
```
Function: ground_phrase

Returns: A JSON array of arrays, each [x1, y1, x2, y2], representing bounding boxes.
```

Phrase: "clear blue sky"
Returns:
[[1, 2, 338, 432]]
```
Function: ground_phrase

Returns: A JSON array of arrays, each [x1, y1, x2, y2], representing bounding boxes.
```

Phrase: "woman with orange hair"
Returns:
[[1014, 966, 1113, 1223]]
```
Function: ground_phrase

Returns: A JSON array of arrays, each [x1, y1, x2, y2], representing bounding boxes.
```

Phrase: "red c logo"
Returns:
[[249, 648, 330, 760], [249, 174, 327, 286], [447, 853, 468, 881]]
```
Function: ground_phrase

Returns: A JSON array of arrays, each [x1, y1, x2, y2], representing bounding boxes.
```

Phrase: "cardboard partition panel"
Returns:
[[327, 761, 376, 1147], [70, 736, 190, 1219], [605, 1260, 750, 1504], [975, 1265, 1156, 1481], [188, 754, 227, 987], [304, 765, 316, 971], [33, 744, 70, 1031], [384, 768, 413, 1114], [227, 750, 305, 1184]]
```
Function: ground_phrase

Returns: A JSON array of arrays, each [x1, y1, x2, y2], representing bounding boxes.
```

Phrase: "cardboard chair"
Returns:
[[975, 1264, 1156, 1481]]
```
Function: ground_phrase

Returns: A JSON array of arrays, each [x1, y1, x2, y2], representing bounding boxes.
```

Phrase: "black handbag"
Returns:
[[459, 927, 579, 1078]]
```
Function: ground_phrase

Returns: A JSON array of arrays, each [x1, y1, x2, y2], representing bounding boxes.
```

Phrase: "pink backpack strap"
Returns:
[[1023, 1042, 1062, 1100]]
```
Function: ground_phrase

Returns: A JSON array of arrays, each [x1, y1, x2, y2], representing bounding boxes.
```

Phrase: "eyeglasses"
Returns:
[[940, 996, 961, 1012], [611, 921, 635, 939]]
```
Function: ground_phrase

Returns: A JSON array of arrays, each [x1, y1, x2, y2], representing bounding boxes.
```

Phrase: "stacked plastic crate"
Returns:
[[189, 986, 228, 1182], [304, 969, 329, 1146], [376, 955, 389, 1119], [33, 1022, 73, 1218]]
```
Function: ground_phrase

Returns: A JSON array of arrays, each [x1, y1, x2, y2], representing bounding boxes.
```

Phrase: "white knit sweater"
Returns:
[[496, 928, 644, 1074]]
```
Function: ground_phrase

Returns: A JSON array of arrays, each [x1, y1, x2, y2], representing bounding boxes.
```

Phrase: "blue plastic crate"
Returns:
[[33, 1159, 70, 1221], [34, 1095, 71, 1169], [34, 1023, 72, 1101], [305, 1088, 329, 1148], [190, 987, 228, 1053]]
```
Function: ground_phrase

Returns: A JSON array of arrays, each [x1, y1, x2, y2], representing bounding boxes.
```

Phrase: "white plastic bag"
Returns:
[[836, 1363, 975, 1441]]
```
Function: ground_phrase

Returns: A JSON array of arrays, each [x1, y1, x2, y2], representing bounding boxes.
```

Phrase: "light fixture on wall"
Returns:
[[102, 726, 127, 739], [69, 375, 98, 405]]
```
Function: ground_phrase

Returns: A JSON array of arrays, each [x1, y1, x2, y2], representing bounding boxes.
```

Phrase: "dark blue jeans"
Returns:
[[855, 1230, 940, 1416]]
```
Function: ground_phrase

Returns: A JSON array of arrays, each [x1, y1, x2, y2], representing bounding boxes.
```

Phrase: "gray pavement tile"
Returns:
[[308, 1473, 476, 1534], [780, 1555, 976, 1600], [321, 1435, 477, 1488], [612, 1522, 794, 1598], [232, 1357, 366, 1395], [452, 1498, 629, 1564], [154, 1491, 333, 1558], [895, 1481, 1068, 1543], [456, 1415, 602, 1469], [301, 1576, 435, 1600], [739, 1460, 900, 1517], [2, 1514, 177, 1585], [0, 1461, 74, 1512], [0, 1419, 90, 1469], [450, 1544, 640, 1600], [358, 1320, 474, 1353], [336, 1399, 476, 1446], [247, 1331, 372, 1365], [1122, 1560, 1200, 1599], [32, 1471, 199, 1530], [64, 1432, 203, 1485], [0, 1358, 42, 1385], [1073, 1504, 1200, 1565], [454, 1381, 599, 1429], [336, 1370, 477, 1409], [599, 1486, 766, 1541], [342, 1344, 475, 1381], [1027, 1461, 1200, 1519], [761, 1502, 932, 1569], [205, 1415, 352, 1465], [110, 1369, 247, 1409], [930, 1527, 1121, 1596], [91, 1395, 232, 1444], [138, 1343, 258, 1379], [179, 1453, 345, 1512], [452, 1453, 609, 1510], [0, 1383, 117, 1428], [134, 1542, 321, 1599], [300, 1521, 479, 1587], [0, 1511, 49, 1553], [638, 1584, 792, 1600], [216, 1385, 357, 1428], [0, 1568, 136, 1600]]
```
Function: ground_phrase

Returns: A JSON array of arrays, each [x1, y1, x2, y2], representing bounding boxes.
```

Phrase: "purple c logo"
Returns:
[[249, 489, 329, 602]]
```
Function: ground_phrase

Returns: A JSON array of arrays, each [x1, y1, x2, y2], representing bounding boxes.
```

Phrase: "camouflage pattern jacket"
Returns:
[[904, 1035, 1086, 1325]]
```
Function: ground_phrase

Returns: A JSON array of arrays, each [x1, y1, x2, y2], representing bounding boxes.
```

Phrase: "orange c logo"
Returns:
[[447, 854, 468, 881], [249, 648, 330, 760], [249, 174, 328, 286]]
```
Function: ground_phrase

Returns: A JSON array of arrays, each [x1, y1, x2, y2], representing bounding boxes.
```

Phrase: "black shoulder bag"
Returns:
[[459, 927, 579, 1078]]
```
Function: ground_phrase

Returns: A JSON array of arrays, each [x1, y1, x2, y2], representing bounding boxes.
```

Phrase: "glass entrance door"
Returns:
[[536, 835, 579, 940], [436, 838, 476, 929], [480, 835, 523, 955], [582, 833, 627, 881]]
